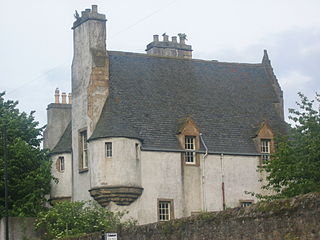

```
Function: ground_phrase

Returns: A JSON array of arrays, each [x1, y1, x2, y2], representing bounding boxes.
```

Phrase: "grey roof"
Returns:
[[51, 123, 72, 155], [89, 51, 287, 153]]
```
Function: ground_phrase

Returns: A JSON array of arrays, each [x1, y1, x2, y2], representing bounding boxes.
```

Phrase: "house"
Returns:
[[43, 5, 287, 224]]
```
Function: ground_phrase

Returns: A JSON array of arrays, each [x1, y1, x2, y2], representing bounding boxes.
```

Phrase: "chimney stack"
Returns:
[[146, 33, 192, 59], [45, 88, 72, 149]]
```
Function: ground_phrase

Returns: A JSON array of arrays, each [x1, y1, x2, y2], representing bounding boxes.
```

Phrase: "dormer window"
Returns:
[[177, 117, 200, 166], [261, 139, 271, 163], [185, 136, 196, 164], [254, 122, 275, 165]]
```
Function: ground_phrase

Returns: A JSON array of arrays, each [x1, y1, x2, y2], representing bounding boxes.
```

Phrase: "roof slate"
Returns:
[[90, 51, 287, 153], [51, 123, 72, 155]]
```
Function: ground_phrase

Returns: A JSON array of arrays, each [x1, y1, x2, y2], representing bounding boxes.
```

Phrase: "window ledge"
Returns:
[[184, 163, 199, 167], [79, 168, 88, 173]]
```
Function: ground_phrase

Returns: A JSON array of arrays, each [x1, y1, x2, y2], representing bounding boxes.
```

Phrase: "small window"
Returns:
[[105, 142, 112, 158], [135, 143, 139, 160], [185, 136, 196, 164], [261, 139, 271, 163], [158, 199, 174, 221], [56, 156, 65, 172], [79, 130, 88, 169], [240, 200, 253, 207]]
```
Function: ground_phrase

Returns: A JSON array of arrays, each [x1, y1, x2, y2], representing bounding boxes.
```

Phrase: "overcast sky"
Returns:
[[1, 0, 319, 127]]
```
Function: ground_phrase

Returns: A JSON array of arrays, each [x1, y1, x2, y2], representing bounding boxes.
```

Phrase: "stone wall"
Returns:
[[0, 217, 41, 240], [64, 192, 320, 240]]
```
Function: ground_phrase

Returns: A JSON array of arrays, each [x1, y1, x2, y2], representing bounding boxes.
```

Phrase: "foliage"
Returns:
[[261, 92, 320, 198], [35, 200, 136, 240], [0, 92, 53, 217]]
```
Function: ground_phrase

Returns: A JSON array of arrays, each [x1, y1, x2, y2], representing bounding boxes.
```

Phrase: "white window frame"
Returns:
[[185, 136, 196, 164], [80, 130, 88, 169], [57, 156, 65, 172], [158, 200, 173, 221], [261, 139, 271, 163], [240, 200, 253, 207], [105, 142, 112, 158]]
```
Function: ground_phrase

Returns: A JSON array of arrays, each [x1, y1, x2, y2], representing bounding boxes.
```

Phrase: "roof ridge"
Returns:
[[107, 50, 264, 66]]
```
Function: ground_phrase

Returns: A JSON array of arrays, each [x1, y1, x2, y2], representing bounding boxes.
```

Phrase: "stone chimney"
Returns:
[[72, 5, 109, 137], [146, 33, 193, 59], [43, 89, 72, 150]]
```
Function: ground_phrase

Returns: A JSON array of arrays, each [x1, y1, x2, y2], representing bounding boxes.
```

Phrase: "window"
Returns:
[[56, 156, 65, 172], [79, 130, 88, 169], [158, 200, 174, 221], [261, 139, 271, 163], [105, 142, 112, 158], [240, 200, 253, 207], [135, 143, 139, 160], [185, 136, 196, 164]]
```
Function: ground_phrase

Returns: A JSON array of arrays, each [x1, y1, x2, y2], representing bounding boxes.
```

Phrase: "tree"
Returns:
[[35, 201, 135, 240], [0, 92, 53, 217], [262, 92, 320, 198]]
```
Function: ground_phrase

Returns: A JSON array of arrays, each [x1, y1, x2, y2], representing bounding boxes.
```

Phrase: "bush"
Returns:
[[35, 201, 135, 239]]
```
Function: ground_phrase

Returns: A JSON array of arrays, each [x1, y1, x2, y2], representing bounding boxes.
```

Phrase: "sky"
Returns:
[[1, 0, 319, 127]]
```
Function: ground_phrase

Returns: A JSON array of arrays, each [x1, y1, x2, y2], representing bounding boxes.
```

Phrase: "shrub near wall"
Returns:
[[64, 192, 320, 240]]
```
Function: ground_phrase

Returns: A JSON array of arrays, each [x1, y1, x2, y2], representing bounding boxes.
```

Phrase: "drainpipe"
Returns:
[[199, 133, 208, 212], [220, 153, 226, 210]]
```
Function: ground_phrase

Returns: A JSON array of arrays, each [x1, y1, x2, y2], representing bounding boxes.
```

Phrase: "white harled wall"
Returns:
[[84, 145, 262, 224], [50, 153, 72, 200], [89, 138, 142, 188]]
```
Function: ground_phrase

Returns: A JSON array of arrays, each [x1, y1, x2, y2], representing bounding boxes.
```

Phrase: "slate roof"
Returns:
[[89, 51, 287, 154], [51, 123, 72, 155]]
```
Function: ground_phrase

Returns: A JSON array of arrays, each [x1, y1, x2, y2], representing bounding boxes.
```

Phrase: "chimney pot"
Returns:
[[162, 33, 169, 42], [54, 88, 60, 104], [172, 36, 177, 43], [61, 92, 67, 104], [153, 35, 159, 42], [92, 5, 98, 13], [68, 93, 72, 104], [178, 33, 187, 44]]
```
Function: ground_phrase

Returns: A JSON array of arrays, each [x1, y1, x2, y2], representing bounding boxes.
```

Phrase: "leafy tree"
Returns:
[[262, 92, 320, 198], [35, 201, 136, 240], [0, 92, 53, 217]]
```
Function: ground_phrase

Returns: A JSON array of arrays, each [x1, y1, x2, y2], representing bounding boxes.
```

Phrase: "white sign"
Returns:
[[106, 233, 117, 240]]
